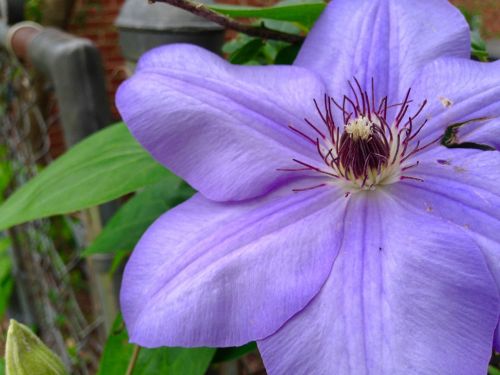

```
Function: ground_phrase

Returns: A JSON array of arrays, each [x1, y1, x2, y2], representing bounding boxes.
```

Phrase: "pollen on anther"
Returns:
[[344, 116, 373, 141]]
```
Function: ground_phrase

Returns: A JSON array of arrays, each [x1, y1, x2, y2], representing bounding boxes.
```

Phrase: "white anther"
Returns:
[[344, 116, 374, 141]]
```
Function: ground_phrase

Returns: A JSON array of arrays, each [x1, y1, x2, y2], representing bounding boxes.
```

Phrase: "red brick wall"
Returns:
[[450, 0, 500, 38], [68, 0, 126, 119], [66, 0, 498, 121]]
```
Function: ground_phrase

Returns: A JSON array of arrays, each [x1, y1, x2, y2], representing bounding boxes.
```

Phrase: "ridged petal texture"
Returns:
[[116, 0, 500, 373], [121, 183, 349, 347]]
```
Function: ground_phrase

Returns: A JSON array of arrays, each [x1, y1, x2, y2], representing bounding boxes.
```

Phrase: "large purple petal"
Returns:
[[116, 44, 326, 201], [295, 0, 469, 102], [389, 147, 500, 350], [259, 193, 498, 374], [412, 58, 500, 150], [120, 183, 349, 347]]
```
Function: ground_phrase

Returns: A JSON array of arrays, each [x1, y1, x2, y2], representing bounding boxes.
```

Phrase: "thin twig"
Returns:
[[125, 345, 141, 375], [148, 0, 305, 44]]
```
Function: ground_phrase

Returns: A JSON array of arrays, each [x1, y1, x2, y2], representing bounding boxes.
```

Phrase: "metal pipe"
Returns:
[[27, 27, 112, 144], [6, 21, 42, 60]]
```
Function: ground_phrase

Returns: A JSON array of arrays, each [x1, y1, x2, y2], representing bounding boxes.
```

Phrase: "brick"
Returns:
[[440, 0, 498, 38], [99, 33, 120, 44]]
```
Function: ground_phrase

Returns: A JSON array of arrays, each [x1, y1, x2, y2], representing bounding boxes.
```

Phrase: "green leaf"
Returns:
[[0, 237, 13, 317], [134, 346, 215, 375], [209, 1, 326, 28], [98, 315, 215, 375], [459, 7, 489, 61], [260, 18, 302, 35], [274, 43, 301, 64], [0, 358, 4, 375], [222, 35, 252, 55], [489, 366, 500, 375], [96, 317, 132, 375], [83, 179, 194, 256], [109, 249, 130, 275], [229, 38, 265, 65], [470, 28, 489, 61], [212, 342, 257, 363], [0, 123, 171, 231]]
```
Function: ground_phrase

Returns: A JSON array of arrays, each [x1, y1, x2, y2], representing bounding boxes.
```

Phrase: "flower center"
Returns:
[[344, 115, 373, 141], [282, 78, 438, 192], [338, 115, 390, 182]]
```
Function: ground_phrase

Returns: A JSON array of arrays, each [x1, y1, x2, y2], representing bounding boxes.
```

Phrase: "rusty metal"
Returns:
[[6, 21, 42, 60]]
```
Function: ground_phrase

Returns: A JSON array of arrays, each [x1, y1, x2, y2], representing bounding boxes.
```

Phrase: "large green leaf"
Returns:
[[98, 316, 215, 375], [83, 179, 194, 256], [0, 123, 172, 231], [209, 1, 326, 28]]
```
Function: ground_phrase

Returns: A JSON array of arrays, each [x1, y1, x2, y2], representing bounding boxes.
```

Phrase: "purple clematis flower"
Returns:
[[116, 0, 500, 373]]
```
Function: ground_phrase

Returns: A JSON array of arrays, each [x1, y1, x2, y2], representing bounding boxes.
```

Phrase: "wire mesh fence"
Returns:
[[0, 48, 103, 374]]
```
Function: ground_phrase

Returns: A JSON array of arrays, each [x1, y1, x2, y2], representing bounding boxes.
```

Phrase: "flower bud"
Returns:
[[5, 319, 67, 375]]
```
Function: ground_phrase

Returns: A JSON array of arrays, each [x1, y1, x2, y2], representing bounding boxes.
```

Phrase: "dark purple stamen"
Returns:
[[337, 120, 390, 179], [280, 78, 435, 187]]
